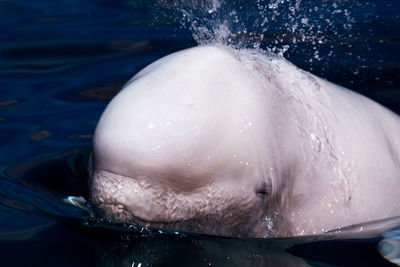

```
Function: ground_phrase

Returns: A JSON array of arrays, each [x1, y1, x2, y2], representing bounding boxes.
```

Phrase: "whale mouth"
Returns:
[[92, 201, 263, 238], [128, 214, 206, 234], [94, 201, 210, 232]]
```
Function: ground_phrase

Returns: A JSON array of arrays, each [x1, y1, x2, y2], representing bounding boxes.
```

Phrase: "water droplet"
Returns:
[[301, 18, 308, 25]]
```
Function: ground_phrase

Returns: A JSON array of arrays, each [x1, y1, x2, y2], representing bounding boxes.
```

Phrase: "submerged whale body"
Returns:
[[89, 45, 400, 238]]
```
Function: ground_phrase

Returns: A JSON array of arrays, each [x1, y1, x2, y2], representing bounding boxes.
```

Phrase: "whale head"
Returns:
[[89, 46, 293, 237]]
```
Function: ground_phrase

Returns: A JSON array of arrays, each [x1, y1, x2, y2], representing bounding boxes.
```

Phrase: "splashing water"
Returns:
[[155, 0, 358, 56], [152, 0, 400, 91]]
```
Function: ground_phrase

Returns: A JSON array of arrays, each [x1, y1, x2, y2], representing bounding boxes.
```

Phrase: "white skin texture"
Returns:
[[90, 45, 400, 238]]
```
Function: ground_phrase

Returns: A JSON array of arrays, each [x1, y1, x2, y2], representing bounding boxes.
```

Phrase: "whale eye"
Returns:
[[255, 181, 270, 199], [256, 189, 267, 198]]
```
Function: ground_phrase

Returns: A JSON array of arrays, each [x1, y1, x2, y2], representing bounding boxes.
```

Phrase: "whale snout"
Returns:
[[89, 168, 213, 224], [89, 169, 161, 223], [89, 167, 268, 237]]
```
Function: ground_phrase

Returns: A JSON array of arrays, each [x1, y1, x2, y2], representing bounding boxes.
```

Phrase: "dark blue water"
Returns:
[[0, 0, 399, 266]]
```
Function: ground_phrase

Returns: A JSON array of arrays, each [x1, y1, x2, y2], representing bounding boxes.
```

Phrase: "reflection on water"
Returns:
[[0, 0, 399, 266], [379, 229, 400, 265]]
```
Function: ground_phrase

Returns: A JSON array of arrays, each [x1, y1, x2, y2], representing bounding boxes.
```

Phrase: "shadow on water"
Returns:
[[0, 148, 398, 266]]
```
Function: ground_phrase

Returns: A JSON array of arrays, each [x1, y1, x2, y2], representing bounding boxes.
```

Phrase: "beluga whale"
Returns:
[[89, 45, 400, 238]]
